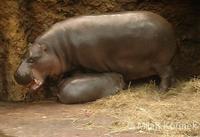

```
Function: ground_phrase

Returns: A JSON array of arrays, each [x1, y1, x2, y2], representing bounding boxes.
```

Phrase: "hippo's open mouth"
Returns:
[[27, 78, 43, 91]]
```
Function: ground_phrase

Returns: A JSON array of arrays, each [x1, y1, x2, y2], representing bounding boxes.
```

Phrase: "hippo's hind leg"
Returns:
[[155, 65, 175, 91]]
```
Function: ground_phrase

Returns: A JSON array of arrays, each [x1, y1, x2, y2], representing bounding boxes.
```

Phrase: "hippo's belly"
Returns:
[[71, 29, 175, 80], [74, 43, 158, 80]]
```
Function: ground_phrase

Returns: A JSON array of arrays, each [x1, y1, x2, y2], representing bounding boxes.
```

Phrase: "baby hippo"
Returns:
[[57, 73, 125, 104]]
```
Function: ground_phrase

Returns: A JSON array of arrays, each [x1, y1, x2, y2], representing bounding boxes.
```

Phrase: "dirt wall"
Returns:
[[0, 0, 200, 101]]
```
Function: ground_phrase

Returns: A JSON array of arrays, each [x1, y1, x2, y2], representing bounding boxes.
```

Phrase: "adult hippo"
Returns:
[[57, 73, 125, 104], [14, 11, 177, 91]]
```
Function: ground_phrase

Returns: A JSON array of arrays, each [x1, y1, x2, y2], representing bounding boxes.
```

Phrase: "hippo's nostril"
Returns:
[[14, 71, 33, 85]]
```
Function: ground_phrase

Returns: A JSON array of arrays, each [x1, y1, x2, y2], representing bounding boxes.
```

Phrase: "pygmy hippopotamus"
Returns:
[[57, 73, 125, 104], [14, 11, 177, 92]]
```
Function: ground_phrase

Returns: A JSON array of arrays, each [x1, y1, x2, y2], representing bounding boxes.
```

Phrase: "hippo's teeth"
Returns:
[[30, 79, 42, 90], [34, 79, 42, 85]]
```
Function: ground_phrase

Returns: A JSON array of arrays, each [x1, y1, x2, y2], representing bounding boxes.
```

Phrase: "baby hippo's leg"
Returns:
[[57, 73, 125, 104]]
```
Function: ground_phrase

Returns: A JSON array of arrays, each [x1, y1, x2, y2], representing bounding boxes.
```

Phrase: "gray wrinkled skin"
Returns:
[[57, 73, 125, 104], [15, 11, 177, 92]]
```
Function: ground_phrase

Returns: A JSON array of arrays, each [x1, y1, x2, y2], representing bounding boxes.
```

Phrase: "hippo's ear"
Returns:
[[28, 43, 33, 47], [39, 44, 47, 52]]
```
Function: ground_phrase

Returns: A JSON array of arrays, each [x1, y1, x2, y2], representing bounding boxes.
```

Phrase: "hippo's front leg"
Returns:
[[57, 73, 125, 104]]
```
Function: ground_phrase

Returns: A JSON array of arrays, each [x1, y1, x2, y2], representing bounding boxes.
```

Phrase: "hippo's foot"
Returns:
[[156, 65, 174, 92]]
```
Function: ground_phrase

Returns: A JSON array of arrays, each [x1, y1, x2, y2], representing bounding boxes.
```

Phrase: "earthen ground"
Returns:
[[0, 101, 155, 137]]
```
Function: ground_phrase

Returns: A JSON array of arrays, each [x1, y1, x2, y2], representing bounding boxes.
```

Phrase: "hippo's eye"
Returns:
[[27, 57, 39, 63]]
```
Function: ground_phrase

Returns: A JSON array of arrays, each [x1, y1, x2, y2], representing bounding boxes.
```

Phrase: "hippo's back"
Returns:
[[39, 11, 177, 81]]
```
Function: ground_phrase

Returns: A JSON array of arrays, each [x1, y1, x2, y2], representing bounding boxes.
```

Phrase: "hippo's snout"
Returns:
[[14, 70, 33, 85], [14, 59, 33, 85]]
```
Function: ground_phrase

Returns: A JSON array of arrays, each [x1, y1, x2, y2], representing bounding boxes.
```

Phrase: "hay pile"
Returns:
[[80, 78, 200, 136]]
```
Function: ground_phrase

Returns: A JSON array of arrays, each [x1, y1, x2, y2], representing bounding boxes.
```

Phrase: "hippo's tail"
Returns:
[[169, 38, 181, 65], [171, 38, 181, 64], [175, 38, 181, 55]]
